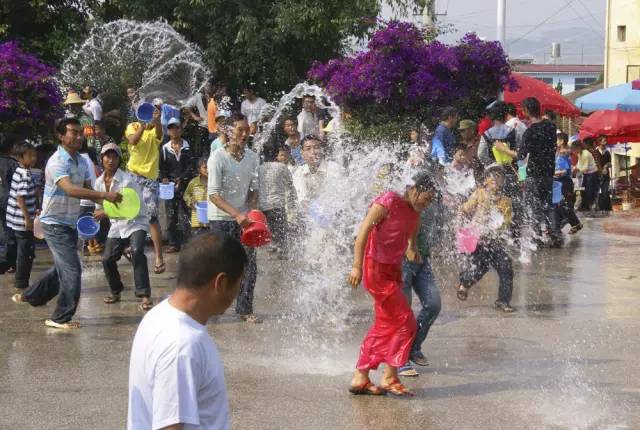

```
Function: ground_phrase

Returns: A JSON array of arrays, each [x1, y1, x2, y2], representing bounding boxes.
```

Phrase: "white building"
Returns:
[[514, 64, 603, 95]]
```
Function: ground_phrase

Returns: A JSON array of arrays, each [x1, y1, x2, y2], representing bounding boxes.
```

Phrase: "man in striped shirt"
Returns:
[[6, 142, 38, 290]]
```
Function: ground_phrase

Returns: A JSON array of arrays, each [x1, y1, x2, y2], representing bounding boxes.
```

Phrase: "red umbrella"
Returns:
[[579, 110, 640, 143], [504, 73, 581, 118]]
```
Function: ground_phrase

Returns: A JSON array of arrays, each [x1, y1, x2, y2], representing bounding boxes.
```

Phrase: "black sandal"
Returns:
[[104, 293, 121, 304]]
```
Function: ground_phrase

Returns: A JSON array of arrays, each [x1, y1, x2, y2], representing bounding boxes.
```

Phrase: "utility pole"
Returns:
[[497, 0, 506, 51]]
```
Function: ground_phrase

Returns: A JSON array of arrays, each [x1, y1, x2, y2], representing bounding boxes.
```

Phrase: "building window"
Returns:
[[618, 25, 626, 42], [575, 77, 597, 90], [627, 65, 640, 82], [536, 77, 553, 85]]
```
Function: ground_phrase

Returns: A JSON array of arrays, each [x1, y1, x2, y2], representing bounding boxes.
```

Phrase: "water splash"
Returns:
[[60, 19, 209, 105]]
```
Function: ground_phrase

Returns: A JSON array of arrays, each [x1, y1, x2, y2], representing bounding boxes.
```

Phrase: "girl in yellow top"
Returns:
[[456, 164, 515, 313]]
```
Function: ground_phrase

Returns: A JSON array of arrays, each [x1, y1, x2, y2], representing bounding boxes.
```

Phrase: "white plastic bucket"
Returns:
[[159, 182, 175, 200], [195, 201, 208, 224]]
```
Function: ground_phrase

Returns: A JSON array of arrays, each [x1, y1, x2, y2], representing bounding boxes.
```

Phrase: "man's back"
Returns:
[[128, 299, 229, 430], [520, 120, 556, 178]]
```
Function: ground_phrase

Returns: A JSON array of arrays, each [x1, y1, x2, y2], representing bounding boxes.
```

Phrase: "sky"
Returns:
[[382, 0, 606, 64]]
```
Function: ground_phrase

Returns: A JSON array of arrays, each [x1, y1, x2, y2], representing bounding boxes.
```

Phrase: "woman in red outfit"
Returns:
[[348, 172, 437, 396]]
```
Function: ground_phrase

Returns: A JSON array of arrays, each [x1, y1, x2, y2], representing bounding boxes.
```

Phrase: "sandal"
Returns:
[[44, 319, 81, 329], [349, 378, 385, 396], [495, 301, 516, 313], [123, 247, 133, 263], [380, 377, 414, 397], [11, 293, 27, 305], [457, 285, 469, 301], [240, 314, 261, 324], [103, 293, 121, 304], [165, 246, 179, 254], [154, 263, 166, 274], [7, 267, 15, 274], [138, 299, 154, 312]]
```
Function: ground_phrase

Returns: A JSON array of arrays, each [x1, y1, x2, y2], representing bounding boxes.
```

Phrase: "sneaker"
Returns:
[[398, 363, 419, 377], [410, 352, 430, 367], [495, 301, 516, 313], [569, 223, 583, 234]]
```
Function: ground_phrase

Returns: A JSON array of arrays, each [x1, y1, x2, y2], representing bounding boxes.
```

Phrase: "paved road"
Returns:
[[1, 215, 639, 429]]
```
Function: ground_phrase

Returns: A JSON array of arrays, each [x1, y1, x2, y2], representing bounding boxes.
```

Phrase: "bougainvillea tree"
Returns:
[[308, 21, 515, 139], [0, 41, 63, 138]]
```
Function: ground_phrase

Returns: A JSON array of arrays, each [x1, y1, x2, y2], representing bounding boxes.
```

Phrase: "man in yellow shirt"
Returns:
[[125, 107, 165, 274]]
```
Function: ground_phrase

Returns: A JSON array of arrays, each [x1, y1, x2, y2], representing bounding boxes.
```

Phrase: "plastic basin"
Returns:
[[77, 216, 100, 240], [103, 187, 141, 220], [456, 225, 480, 254], [136, 102, 155, 122]]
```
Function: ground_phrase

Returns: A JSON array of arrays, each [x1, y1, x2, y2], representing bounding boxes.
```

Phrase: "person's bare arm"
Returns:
[[127, 124, 146, 146], [209, 194, 249, 227], [57, 176, 121, 204], [347, 203, 387, 288], [405, 224, 421, 263], [16, 195, 33, 231], [153, 108, 163, 140]]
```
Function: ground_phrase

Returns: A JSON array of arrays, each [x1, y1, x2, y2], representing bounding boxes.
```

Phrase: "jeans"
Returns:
[[209, 220, 257, 315], [524, 176, 553, 238], [402, 258, 441, 357], [13, 230, 35, 289], [23, 224, 82, 324], [165, 196, 189, 249], [579, 172, 600, 211], [459, 241, 513, 304], [263, 208, 288, 251], [102, 230, 150, 297], [0, 207, 17, 273]]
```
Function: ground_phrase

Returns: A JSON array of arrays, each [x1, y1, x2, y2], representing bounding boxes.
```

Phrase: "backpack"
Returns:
[[482, 129, 517, 165]]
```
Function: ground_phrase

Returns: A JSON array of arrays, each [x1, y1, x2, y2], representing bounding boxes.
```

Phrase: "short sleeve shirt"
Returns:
[[128, 299, 230, 430], [40, 146, 91, 227], [6, 167, 37, 231], [365, 191, 419, 265], [126, 122, 161, 180]]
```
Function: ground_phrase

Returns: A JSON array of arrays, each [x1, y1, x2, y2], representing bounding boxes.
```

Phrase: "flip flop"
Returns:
[[240, 314, 261, 324], [154, 263, 166, 274], [349, 379, 385, 396], [457, 285, 469, 301], [123, 248, 133, 263], [44, 319, 81, 329], [103, 293, 121, 304], [138, 300, 154, 312], [380, 377, 414, 397]]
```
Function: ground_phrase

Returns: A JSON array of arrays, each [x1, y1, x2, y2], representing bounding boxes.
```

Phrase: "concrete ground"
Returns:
[[1, 213, 639, 430]]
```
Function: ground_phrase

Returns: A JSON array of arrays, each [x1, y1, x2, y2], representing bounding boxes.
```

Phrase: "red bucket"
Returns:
[[240, 210, 272, 248]]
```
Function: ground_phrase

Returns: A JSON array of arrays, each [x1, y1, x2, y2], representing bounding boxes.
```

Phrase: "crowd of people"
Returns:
[[0, 82, 619, 426]]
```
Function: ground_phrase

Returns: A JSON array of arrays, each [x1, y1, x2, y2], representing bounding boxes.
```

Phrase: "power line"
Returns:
[[509, 0, 577, 47], [576, 0, 603, 28], [567, 0, 605, 37]]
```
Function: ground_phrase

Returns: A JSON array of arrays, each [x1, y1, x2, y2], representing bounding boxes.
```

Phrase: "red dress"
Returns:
[[356, 192, 418, 370]]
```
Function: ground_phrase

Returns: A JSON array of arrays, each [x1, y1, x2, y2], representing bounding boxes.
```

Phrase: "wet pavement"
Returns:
[[1, 214, 640, 430]]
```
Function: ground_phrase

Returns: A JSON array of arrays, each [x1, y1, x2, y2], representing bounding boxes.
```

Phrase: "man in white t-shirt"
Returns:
[[128, 232, 248, 430], [240, 85, 266, 135]]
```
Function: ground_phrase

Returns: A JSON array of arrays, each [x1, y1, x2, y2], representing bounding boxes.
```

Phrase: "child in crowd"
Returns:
[[259, 143, 298, 257], [456, 164, 515, 312], [93, 121, 116, 160], [6, 142, 38, 289], [348, 172, 436, 397], [94, 143, 153, 312], [276, 144, 296, 174], [282, 117, 304, 165], [183, 157, 210, 235]]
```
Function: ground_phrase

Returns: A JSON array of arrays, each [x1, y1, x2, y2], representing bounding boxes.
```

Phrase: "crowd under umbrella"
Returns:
[[579, 109, 640, 196], [574, 80, 640, 113], [503, 73, 581, 117]]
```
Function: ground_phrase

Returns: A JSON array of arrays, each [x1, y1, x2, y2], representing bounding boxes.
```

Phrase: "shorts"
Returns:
[[132, 174, 159, 223]]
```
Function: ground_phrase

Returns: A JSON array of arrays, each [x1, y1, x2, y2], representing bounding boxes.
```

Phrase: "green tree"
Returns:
[[96, 0, 422, 97], [0, 0, 97, 65]]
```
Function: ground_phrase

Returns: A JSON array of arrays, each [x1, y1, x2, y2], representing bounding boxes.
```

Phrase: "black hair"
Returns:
[[440, 106, 458, 121], [198, 156, 208, 168], [557, 132, 569, 145], [225, 112, 246, 127], [262, 143, 279, 162], [283, 116, 298, 124], [504, 103, 517, 116], [55, 117, 81, 135], [302, 94, 316, 100], [0, 132, 19, 154], [485, 164, 506, 190], [278, 143, 291, 153], [582, 137, 595, 148], [177, 232, 247, 288], [570, 141, 582, 150], [243, 82, 257, 93], [301, 134, 323, 148], [411, 171, 437, 193], [488, 101, 506, 122], [521, 97, 541, 118], [544, 110, 557, 121], [13, 141, 35, 159]]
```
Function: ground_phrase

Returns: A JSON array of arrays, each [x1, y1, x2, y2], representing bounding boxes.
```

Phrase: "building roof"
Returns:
[[514, 64, 604, 74], [564, 81, 604, 102]]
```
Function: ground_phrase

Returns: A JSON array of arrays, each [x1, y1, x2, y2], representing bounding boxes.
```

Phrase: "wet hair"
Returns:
[[278, 143, 291, 153], [262, 143, 279, 162], [521, 97, 541, 117], [488, 102, 507, 122], [198, 156, 208, 168], [570, 141, 582, 151], [302, 134, 323, 149], [225, 112, 246, 127], [504, 103, 517, 117], [410, 171, 437, 193], [55, 117, 81, 135], [283, 116, 298, 125], [13, 141, 35, 159], [544, 110, 557, 121], [177, 232, 247, 288], [243, 83, 256, 93], [582, 137, 595, 148], [303, 94, 315, 101], [485, 164, 506, 189], [557, 132, 569, 145], [440, 106, 458, 121]]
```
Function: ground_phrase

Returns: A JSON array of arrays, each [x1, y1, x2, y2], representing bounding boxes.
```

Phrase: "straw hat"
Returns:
[[64, 91, 84, 105]]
